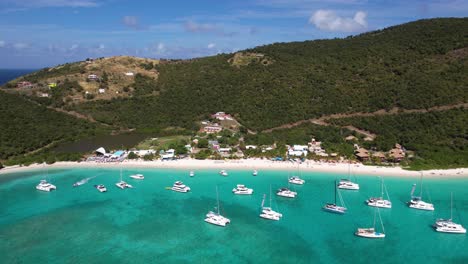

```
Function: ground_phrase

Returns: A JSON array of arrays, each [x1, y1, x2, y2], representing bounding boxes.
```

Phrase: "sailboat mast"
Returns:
[[269, 185, 272, 207], [450, 192, 453, 220], [419, 172, 423, 198], [380, 177, 384, 198], [334, 180, 337, 204], [216, 186, 220, 215]]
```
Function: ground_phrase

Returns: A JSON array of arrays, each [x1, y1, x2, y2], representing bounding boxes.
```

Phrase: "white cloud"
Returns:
[[309, 9, 367, 32], [13, 42, 29, 50], [207, 43, 216, 49], [184, 20, 218, 33], [7, 0, 100, 8], [123, 16, 139, 29], [0, 41, 5, 48]]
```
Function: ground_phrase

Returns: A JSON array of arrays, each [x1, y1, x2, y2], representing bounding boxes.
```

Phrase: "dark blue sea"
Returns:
[[0, 69, 36, 85]]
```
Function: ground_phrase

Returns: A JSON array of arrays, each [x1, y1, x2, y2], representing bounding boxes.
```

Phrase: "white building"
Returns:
[[161, 149, 175, 159], [98, 88, 105, 94], [245, 145, 257, 150], [125, 72, 134, 76], [287, 145, 308, 157]]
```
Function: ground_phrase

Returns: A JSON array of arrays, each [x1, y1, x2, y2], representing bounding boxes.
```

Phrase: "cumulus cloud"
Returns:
[[123, 16, 139, 29], [0, 41, 5, 48], [13, 42, 29, 50], [207, 43, 216, 49], [309, 9, 367, 32], [184, 20, 218, 33], [5, 0, 100, 8]]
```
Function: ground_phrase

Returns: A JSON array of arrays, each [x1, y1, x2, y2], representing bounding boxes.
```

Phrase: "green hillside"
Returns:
[[1, 18, 468, 168]]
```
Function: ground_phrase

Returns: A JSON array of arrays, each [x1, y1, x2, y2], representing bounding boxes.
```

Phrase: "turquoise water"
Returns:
[[1, 168, 467, 263]]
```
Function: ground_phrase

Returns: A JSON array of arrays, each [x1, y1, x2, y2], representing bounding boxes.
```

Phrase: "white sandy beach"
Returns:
[[1, 158, 466, 178]]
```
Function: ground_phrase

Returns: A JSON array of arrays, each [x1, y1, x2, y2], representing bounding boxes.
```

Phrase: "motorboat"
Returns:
[[355, 228, 386, 238], [189, 171, 195, 177], [337, 179, 360, 190], [232, 184, 253, 195], [94, 184, 107, 193], [276, 188, 297, 198], [36, 180, 57, 192], [172, 181, 191, 193], [130, 174, 144, 180], [219, 170, 228, 176], [252, 170, 258, 176], [205, 186, 230, 227], [288, 176, 305, 185], [115, 181, 133, 189], [323, 180, 347, 214], [355, 208, 386, 239]]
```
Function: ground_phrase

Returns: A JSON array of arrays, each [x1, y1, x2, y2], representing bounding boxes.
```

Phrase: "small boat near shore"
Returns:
[[172, 181, 191, 193], [288, 176, 305, 185], [276, 187, 297, 198], [189, 171, 195, 177], [355, 208, 385, 239], [219, 170, 228, 176], [433, 193, 466, 234], [232, 184, 253, 195], [130, 174, 144, 180], [260, 186, 282, 221], [408, 173, 434, 211], [94, 184, 107, 193], [36, 180, 56, 192], [366, 176, 392, 209], [323, 180, 347, 214], [116, 168, 133, 189], [205, 186, 230, 227]]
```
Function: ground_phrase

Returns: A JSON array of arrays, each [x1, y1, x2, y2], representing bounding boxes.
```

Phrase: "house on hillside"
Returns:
[[17, 81, 33, 88], [98, 88, 105, 94], [308, 138, 327, 156], [388, 144, 406, 162], [288, 145, 308, 157], [208, 140, 220, 150], [212, 112, 233, 121], [202, 123, 223, 134], [125, 72, 134, 76], [87, 74, 99, 81], [48, 83, 57, 88]]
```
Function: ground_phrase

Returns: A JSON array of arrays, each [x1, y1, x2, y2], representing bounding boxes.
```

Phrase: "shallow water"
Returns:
[[1, 168, 467, 263]]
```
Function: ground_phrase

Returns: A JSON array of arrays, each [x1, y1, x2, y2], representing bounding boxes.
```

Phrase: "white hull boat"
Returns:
[[205, 186, 230, 227], [276, 188, 297, 198], [232, 184, 253, 195], [130, 174, 144, 180], [288, 176, 305, 185], [36, 180, 56, 192], [94, 184, 107, 192], [172, 181, 191, 193], [219, 170, 228, 176]]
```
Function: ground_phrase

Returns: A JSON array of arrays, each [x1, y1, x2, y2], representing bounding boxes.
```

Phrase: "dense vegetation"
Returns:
[[329, 108, 468, 169], [0, 91, 107, 160], [66, 18, 468, 132]]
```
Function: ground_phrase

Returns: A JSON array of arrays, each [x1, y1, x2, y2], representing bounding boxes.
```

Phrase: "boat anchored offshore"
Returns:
[[219, 170, 228, 176], [94, 184, 107, 193], [276, 187, 297, 198], [288, 176, 305, 185], [260, 187, 282, 221], [189, 171, 195, 177], [408, 173, 434, 211], [232, 184, 253, 195], [205, 186, 230, 227], [355, 208, 386, 239], [36, 180, 57, 192], [433, 193, 466, 234], [323, 180, 347, 214], [252, 170, 258, 176], [172, 181, 191, 193], [116, 168, 133, 189], [366, 176, 392, 209], [130, 174, 144, 180], [338, 164, 359, 190]]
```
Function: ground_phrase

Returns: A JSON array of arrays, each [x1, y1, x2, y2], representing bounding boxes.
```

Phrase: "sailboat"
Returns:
[[115, 167, 133, 189], [433, 193, 466, 234], [205, 186, 230, 227], [366, 176, 392, 208], [338, 163, 359, 190], [323, 180, 347, 214], [407, 173, 434, 211], [355, 207, 386, 238], [36, 166, 56, 192], [288, 164, 305, 185], [260, 186, 283, 221], [189, 170, 195, 177]]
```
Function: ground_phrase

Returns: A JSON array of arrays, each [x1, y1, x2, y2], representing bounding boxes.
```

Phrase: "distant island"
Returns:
[[0, 18, 467, 170]]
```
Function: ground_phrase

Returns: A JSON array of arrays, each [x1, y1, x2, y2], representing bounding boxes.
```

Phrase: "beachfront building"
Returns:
[[208, 140, 220, 151], [372, 152, 387, 162], [308, 139, 327, 156], [132, 149, 157, 157], [288, 145, 308, 157], [355, 148, 370, 161], [161, 149, 175, 160], [95, 147, 107, 156], [212, 112, 233, 121], [388, 145, 406, 162]]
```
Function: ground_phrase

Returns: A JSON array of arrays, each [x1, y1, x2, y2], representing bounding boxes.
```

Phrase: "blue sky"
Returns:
[[0, 0, 467, 68]]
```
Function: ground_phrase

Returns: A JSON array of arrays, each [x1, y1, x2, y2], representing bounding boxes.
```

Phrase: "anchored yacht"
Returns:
[[252, 170, 258, 176], [232, 184, 253, 195], [288, 176, 305, 185], [189, 171, 195, 177], [94, 184, 107, 193], [323, 180, 347, 214], [355, 208, 386, 239], [116, 181, 133, 189], [276, 187, 297, 198], [130, 174, 144, 180], [367, 176, 392, 208], [172, 181, 191, 193], [337, 179, 359, 190], [205, 186, 230, 227], [433, 193, 466, 234], [219, 170, 228, 176], [36, 180, 57, 192]]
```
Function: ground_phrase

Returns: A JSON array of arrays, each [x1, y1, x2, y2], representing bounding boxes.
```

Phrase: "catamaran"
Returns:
[[433, 193, 466, 234], [36, 167, 56, 192], [205, 186, 230, 227], [407, 173, 434, 211], [288, 176, 305, 185], [355, 207, 386, 239], [232, 184, 254, 195], [366, 176, 392, 208], [260, 186, 282, 221], [323, 180, 347, 214], [94, 184, 107, 193], [116, 168, 133, 189], [338, 163, 359, 190], [276, 187, 297, 198]]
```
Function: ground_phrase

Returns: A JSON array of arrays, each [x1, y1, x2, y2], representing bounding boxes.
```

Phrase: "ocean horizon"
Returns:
[[1, 167, 467, 263], [0, 69, 37, 85]]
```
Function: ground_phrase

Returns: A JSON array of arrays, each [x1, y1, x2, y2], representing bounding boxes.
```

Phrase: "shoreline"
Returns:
[[0, 159, 466, 178]]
